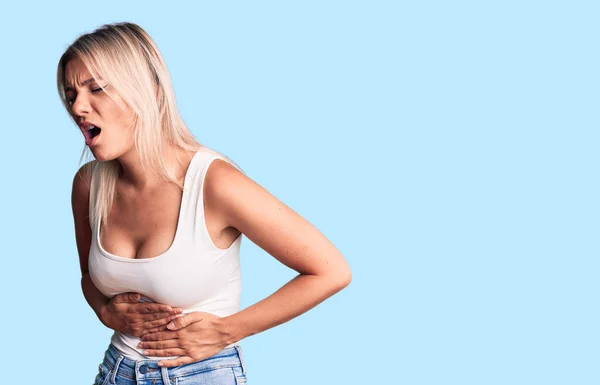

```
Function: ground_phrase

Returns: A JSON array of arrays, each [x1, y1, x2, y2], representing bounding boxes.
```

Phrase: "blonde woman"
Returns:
[[60, 22, 351, 385]]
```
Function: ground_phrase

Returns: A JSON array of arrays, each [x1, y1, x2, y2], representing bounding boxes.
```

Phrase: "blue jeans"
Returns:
[[94, 343, 248, 385]]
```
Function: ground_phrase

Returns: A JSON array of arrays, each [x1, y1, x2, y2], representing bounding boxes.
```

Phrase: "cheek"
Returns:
[[105, 105, 135, 126], [99, 97, 136, 133], [114, 101, 136, 122], [101, 93, 132, 118], [120, 110, 137, 132]]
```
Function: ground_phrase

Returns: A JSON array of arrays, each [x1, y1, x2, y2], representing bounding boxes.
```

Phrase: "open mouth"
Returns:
[[84, 125, 102, 144]]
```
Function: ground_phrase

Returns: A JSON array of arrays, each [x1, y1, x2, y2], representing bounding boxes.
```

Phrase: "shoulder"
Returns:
[[203, 155, 290, 235], [203, 156, 262, 218], [204, 157, 247, 197], [71, 160, 97, 204]]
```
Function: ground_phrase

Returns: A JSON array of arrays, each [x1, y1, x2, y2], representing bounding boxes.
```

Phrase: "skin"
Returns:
[[68, 55, 352, 367], [68, 56, 185, 337]]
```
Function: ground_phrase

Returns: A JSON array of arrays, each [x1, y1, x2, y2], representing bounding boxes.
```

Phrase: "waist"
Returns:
[[103, 342, 244, 378], [111, 331, 239, 360]]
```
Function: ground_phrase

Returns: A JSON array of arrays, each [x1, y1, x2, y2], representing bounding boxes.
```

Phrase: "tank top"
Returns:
[[87, 150, 243, 360]]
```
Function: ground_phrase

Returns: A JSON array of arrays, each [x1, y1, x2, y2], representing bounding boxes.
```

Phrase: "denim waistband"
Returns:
[[102, 343, 246, 384]]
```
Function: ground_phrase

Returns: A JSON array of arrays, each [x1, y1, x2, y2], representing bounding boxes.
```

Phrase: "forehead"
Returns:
[[64, 57, 101, 90]]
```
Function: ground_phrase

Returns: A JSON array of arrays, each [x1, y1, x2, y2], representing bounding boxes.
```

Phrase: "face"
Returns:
[[64, 56, 137, 160]]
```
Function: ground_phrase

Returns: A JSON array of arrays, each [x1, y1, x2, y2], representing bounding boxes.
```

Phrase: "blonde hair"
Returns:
[[57, 22, 242, 230]]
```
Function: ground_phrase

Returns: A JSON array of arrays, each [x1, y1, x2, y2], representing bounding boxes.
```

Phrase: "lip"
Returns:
[[78, 121, 98, 132], [86, 130, 101, 146]]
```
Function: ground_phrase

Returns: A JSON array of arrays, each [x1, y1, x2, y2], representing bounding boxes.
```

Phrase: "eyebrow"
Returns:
[[64, 77, 102, 92]]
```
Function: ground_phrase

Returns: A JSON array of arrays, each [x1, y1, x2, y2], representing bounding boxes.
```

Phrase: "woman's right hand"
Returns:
[[99, 292, 183, 338]]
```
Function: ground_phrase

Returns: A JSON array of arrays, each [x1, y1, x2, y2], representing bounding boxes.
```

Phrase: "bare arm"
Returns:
[[71, 161, 110, 321], [207, 159, 352, 343], [81, 272, 111, 322]]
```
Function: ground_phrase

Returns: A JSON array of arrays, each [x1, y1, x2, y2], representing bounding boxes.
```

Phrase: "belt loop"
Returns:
[[160, 366, 171, 385], [110, 355, 123, 384], [234, 345, 246, 375]]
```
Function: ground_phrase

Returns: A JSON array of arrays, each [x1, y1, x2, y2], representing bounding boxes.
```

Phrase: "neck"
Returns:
[[117, 146, 190, 191]]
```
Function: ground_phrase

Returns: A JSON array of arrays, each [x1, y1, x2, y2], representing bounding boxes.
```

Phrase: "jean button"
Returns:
[[139, 365, 148, 374]]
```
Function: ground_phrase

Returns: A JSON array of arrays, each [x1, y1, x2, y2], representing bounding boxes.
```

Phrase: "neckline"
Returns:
[[95, 150, 201, 263]]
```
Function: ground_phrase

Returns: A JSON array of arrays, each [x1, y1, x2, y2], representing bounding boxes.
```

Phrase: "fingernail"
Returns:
[[167, 322, 175, 329]]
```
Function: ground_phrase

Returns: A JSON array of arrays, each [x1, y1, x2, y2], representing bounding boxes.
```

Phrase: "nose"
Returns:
[[71, 93, 92, 117]]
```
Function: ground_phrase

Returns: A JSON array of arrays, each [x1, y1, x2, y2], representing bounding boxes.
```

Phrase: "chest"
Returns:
[[99, 184, 180, 259], [99, 182, 227, 260]]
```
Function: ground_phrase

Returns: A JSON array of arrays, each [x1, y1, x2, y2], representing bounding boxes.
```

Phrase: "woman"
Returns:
[[60, 22, 351, 385]]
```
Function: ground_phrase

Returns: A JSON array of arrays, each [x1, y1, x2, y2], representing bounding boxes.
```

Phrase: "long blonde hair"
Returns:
[[57, 22, 242, 230]]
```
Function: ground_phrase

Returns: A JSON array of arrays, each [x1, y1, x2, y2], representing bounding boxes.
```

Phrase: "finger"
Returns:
[[140, 323, 171, 336], [133, 303, 176, 314], [138, 339, 180, 350], [142, 315, 181, 332], [139, 312, 174, 322], [113, 293, 140, 304], [141, 331, 179, 341], [158, 356, 194, 367], [143, 348, 187, 357], [166, 313, 198, 330]]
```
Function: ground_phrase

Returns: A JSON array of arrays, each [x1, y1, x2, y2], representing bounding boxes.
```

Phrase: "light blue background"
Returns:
[[0, 1, 598, 384]]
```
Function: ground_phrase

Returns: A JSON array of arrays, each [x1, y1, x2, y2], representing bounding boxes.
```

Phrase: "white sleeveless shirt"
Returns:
[[88, 150, 243, 360]]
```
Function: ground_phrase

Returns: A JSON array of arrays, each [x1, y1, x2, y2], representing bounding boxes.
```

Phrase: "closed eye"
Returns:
[[67, 85, 108, 105]]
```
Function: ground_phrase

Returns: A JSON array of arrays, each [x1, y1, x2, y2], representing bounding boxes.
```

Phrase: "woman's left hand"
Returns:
[[138, 311, 232, 367]]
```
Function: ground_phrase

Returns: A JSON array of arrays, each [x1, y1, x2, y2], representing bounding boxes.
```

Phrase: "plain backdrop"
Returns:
[[0, 1, 598, 384]]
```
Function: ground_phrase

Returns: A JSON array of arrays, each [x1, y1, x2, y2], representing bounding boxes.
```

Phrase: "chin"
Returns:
[[91, 145, 129, 163], [89, 148, 111, 162]]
